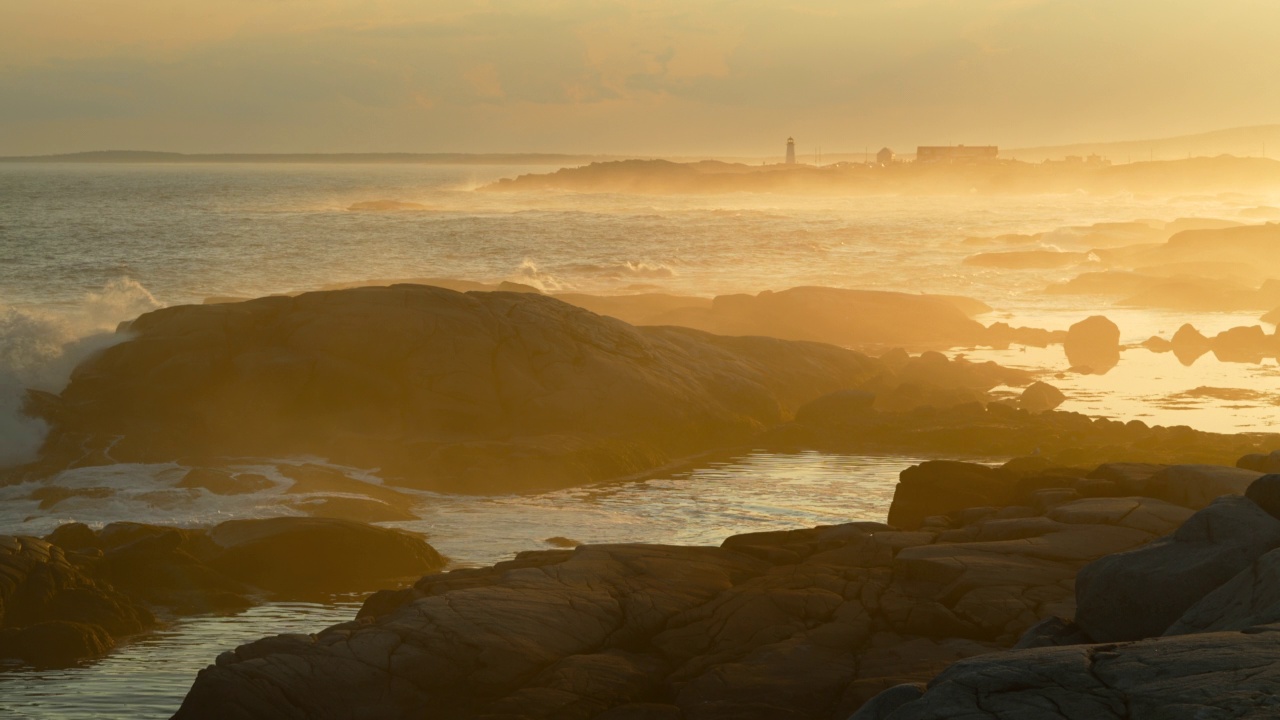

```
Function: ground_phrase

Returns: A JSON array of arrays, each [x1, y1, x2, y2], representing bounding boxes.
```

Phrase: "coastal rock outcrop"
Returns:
[[28, 286, 884, 493], [1074, 495, 1280, 642], [171, 464, 1196, 720]]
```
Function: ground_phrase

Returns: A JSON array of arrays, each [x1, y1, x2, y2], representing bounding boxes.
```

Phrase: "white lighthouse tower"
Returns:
[[785, 137, 796, 165]]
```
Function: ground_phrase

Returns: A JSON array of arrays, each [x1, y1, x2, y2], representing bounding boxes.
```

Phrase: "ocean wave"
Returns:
[[562, 261, 678, 279], [509, 259, 568, 292], [0, 278, 161, 467]]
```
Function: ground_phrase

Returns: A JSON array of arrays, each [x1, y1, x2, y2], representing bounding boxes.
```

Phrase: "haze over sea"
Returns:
[[2, 160, 1279, 718]]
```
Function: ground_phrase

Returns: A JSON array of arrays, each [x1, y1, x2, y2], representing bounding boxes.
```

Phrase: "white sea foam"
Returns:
[[0, 279, 162, 466]]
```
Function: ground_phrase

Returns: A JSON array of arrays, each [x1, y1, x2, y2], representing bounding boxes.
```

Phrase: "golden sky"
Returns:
[[1, 0, 1278, 155]]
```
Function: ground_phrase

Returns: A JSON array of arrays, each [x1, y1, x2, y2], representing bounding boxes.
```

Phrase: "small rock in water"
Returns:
[[545, 536, 581, 548], [1063, 315, 1120, 374], [1018, 381, 1066, 414]]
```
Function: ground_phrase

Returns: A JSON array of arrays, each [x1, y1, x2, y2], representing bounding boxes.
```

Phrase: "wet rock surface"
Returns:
[[767, 392, 1276, 470]]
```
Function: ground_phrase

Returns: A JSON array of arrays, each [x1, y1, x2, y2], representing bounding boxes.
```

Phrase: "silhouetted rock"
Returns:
[[1171, 323, 1211, 365], [1239, 451, 1280, 475], [1245, 473, 1280, 520], [1211, 324, 1270, 363], [33, 286, 882, 493], [1019, 381, 1066, 413], [1075, 496, 1280, 642], [207, 517, 444, 596], [1063, 315, 1120, 373], [887, 461, 1016, 530]]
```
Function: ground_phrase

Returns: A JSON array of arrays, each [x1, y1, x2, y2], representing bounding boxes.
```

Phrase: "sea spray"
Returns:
[[0, 278, 162, 466]]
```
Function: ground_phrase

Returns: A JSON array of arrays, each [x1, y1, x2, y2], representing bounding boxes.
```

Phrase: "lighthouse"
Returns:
[[785, 137, 796, 165]]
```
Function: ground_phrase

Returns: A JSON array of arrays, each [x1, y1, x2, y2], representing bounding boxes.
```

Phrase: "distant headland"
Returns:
[[481, 155, 1280, 196], [0, 150, 623, 165]]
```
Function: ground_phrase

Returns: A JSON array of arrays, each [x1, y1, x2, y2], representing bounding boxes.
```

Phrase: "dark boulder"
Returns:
[[1019, 381, 1066, 414], [887, 461, 1016, 530], [1246, 473, 1280, 520], [1075, 496, 1280, 642], [207, 517, 445, 596], [1238, 451, 1280, 475], [0, 620, 115, 667], [1063, 315, 1120, 374]]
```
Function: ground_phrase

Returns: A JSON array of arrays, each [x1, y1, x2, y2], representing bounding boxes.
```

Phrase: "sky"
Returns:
[[1, 0, 1278, 156]]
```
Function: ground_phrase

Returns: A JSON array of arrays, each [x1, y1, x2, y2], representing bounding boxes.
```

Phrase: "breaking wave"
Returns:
[[0, 279, 162, 466]]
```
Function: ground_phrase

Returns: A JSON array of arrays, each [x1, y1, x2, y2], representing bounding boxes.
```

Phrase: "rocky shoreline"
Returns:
[[6, 285, 1280, 718], [158, 456, 1280, 719]]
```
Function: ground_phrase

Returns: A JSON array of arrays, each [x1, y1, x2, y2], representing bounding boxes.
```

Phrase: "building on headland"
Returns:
[[876, 147, 895, 165], [785, 137, 796, 165], [915, 145, 999, 164], [1055, 153, 1112, 167]]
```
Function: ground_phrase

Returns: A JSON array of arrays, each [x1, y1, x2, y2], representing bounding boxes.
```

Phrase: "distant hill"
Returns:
[[0, 150, 623, 166], [1008, 125, 1280, 163]]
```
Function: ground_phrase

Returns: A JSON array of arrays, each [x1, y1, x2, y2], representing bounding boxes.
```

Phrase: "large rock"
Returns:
[[33, 286, 882, 492], [1143, 463, 1261, 509], [886, 461, 1018, 531], [207, 517, 445, 596], [1074, 496, 1280, 642], [1019, 381, 1066, 413], [1166, 546, 1280, 635], [865, 627, 1280, 719], [1063, 315, 1120, 373], [0, 534, 152, 666], [1245, 472, 1280, 518]]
